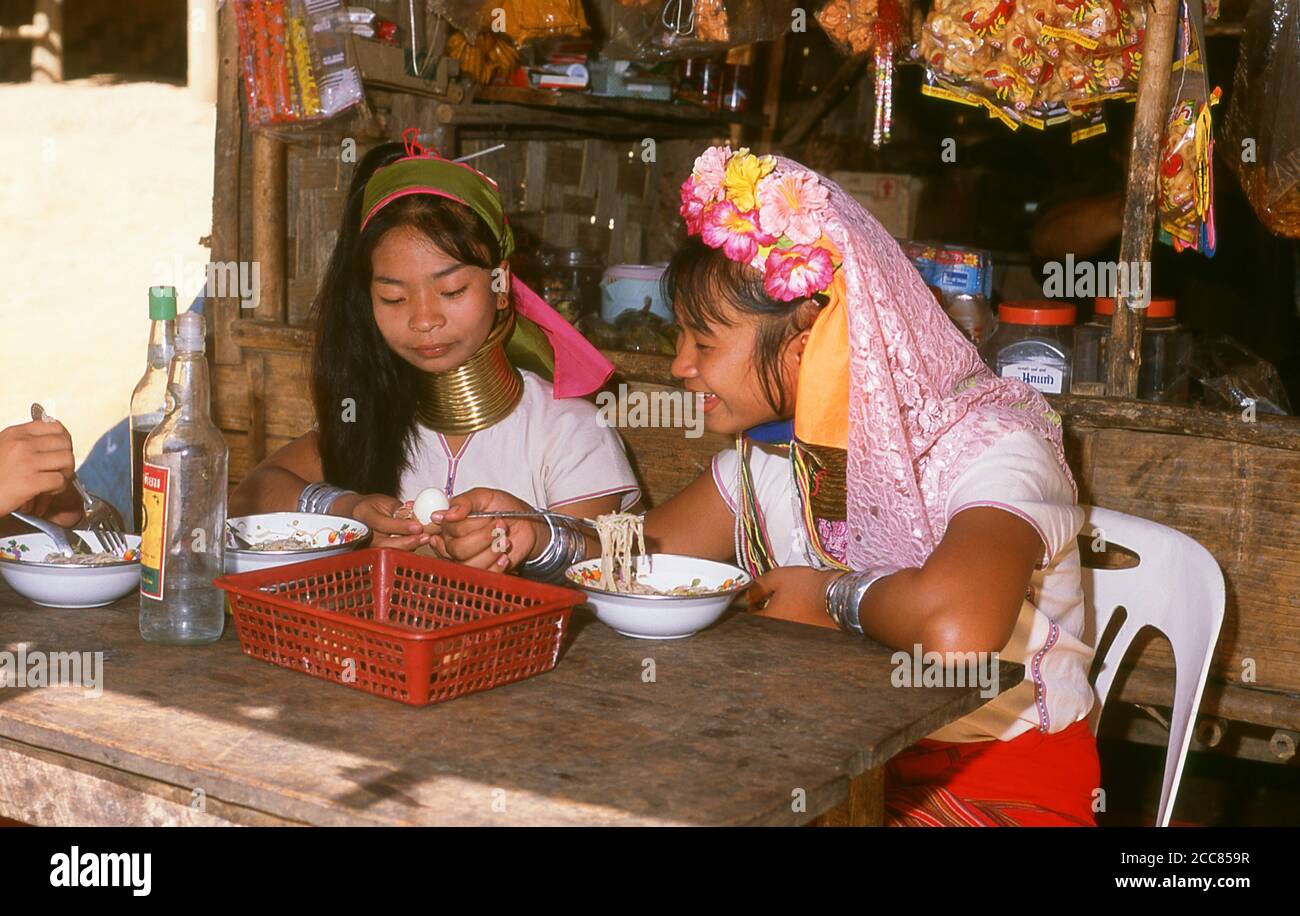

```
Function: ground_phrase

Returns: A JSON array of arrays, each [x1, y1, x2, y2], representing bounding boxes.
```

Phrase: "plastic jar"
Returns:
[[980, 300, 1076, 395], [1073, 297, 1192, 402], [601, 263, 669, 323]]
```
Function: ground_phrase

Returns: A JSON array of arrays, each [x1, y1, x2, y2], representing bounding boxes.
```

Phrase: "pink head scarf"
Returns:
[[680, 146, 1076, 572]]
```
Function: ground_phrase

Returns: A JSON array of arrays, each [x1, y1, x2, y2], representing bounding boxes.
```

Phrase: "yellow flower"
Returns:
[[723, 148, 775, 213]]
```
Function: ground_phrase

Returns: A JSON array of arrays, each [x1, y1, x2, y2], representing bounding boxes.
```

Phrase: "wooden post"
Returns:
[[810, 766, 886, 826], [212, 0, 244, 366], [432, 103, 458, 159], [252, 133, 287, 324], [30, 0, 62, 83], [1105, 0, 1180, 398]]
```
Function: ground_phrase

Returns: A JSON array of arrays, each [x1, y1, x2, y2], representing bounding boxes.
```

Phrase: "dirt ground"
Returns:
[[0, 79, 215, 465]]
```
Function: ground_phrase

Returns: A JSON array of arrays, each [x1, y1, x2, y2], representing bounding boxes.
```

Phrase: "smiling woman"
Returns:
[[228, 137, 640, 558]]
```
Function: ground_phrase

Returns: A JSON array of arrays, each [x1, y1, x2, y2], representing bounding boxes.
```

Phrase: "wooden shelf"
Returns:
[[472, 85, 761, 127], [600, 348, 1300, 450]]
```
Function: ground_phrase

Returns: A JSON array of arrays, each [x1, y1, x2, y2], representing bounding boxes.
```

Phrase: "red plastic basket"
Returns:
[[214, 548, 582, 706]]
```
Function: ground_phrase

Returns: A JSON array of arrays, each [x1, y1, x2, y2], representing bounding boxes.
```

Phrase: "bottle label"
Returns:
[[1001, 362, 1065, 394], [139, 463, 169, 599]]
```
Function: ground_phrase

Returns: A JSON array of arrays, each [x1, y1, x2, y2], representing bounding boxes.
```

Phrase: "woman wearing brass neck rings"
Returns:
[[230, 135, 640, 551]]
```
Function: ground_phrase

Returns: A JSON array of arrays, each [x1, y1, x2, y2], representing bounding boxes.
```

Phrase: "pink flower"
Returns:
[[691, 146, 731, 202], [757, 170, 829, 245], [680, 181, 708, 234], [763, 244, 835, 301], [700, 201, 776, 264]]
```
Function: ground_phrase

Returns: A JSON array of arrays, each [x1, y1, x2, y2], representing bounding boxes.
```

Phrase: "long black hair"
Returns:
[[663, 237, 818, 417], [311, 142, 502, 496]]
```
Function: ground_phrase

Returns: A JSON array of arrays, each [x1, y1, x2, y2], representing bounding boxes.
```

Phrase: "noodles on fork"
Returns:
[[594, 513, 646, 591]]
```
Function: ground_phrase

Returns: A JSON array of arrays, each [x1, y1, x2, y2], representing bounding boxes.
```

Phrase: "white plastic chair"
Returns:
[[1079, 505, 1226, 827]]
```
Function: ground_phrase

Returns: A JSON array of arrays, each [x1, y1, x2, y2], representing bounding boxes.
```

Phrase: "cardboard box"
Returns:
[[829, 171, 924, 240]]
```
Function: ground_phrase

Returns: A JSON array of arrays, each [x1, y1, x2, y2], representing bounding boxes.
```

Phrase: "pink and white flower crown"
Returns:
[[679, 146, 841, 302]]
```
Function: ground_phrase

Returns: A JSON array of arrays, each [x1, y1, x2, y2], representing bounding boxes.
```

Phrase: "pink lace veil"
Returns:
[[785, 157, 1077, 571]]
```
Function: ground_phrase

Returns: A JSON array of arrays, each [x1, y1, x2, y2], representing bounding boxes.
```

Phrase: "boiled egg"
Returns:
[[412, 487, 450, 524]]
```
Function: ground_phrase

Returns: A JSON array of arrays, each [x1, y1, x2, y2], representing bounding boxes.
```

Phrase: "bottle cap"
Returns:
[[1095, 296, 1176, 318], [149, 286, 177, 321], [997, 300, 1077, 326], [176, 311, 205, 352]]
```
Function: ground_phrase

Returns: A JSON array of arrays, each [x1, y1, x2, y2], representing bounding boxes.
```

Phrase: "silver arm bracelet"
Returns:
[[519, 513, 587, 583], [824, 568, 897, 635], [297, 482, 357, 515]]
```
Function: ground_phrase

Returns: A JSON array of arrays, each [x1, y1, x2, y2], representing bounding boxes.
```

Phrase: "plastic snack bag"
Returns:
[[602, 0, 802, 59], [918, 0, 1145, 130], [816, 0, 911, 145], [1222, 0, 1300, 238], [497, 0, 590, 42], [1158, 0, 1219, 254], [1192, 336, 1294, 415], [234, 0, 365, 129]]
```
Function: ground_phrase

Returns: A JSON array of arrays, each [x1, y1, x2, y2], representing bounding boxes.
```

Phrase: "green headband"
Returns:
[[360, 155, 515, 259]]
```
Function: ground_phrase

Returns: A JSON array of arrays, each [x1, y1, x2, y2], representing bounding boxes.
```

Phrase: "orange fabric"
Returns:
[[884, 719, 1101, 827], [794, 268, 850, 449]]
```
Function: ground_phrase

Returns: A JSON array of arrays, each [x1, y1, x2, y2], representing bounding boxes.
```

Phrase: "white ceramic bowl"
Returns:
[[224, 512, 370, 574], [0, 532, 142, 608], [566, 553, 751, 639]]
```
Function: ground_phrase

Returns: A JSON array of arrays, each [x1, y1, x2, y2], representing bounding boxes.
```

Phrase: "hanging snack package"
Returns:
[[1158, 0, 1220, 254], [918, 0, 1145, 131], [599, 0, 801, 60], [1222, 0, 1300, 238], [496, 0, 589, 42], [234, 0, 365, 129], [817, 0, 912, 145]]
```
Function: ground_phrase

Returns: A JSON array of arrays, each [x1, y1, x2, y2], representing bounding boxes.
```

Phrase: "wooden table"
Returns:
[[0, 583, 1021, 826]]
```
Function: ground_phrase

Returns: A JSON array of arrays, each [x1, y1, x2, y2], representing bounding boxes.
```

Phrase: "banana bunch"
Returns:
[[447, 30, 520, 86]]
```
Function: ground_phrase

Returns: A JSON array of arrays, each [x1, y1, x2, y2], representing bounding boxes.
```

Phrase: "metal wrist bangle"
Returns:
[[520, 514, 584, 582], [520, 515, 562, 576], [824, 568, 896, 635], [297, 482, 357, 515]]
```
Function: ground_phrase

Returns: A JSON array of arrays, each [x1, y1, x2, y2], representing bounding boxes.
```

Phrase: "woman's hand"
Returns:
[[0, 420, 76, 518], [746, 566, 842, 630], [333, 492, 429, 552], [436, 488, 543, 572]]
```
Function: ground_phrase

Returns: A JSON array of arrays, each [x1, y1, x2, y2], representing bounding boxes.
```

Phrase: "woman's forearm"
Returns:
[[853, 568, 933, 649], [229, 466, 312, 516]]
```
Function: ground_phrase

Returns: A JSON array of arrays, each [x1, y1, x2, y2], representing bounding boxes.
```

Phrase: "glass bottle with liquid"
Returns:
[[139, 312, 228, 645], [129, 286, 177, 534]]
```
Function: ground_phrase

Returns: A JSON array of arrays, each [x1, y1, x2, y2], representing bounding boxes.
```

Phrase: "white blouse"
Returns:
[[712, 430, 1095, 743], [398, 370, 641, 511]]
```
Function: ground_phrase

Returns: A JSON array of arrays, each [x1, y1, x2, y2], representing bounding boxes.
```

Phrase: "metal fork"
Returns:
[[466, 510, 604, 531], [31, 403, 130, 556]]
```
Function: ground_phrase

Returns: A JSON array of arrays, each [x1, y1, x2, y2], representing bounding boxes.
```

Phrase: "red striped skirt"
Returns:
[[884, 718, 1101, 826]]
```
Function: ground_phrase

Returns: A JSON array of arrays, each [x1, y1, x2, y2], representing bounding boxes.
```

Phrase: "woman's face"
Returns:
[[369, 225, 507, 373], [670, 300, 805, 436]]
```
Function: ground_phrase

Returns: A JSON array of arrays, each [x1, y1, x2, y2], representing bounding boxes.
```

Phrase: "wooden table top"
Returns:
[[0, 582, 1021, 826]]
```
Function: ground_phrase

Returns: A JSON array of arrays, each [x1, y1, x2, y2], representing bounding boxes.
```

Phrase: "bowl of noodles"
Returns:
[[565, 512, 750, 639], [224, 513, 370, 574], [0, 532, 142, 608]]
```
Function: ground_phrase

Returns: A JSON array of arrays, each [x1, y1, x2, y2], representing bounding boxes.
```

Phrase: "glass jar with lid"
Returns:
[[1072, 297, 1192, 402], [539, 246, 605, 322], [979, 300, 1076, 395]]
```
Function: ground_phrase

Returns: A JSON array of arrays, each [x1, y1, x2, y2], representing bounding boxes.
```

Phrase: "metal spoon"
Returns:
[[226, 524, 257, 549], [10, 511, 80, 558]]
